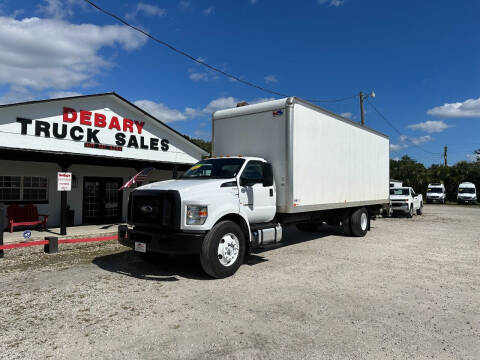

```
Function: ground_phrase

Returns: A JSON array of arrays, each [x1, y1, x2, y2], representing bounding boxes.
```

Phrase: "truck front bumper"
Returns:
[[391, 204, 409, 213], [457, 198, 477, 204], [118, 225, 206, 255]]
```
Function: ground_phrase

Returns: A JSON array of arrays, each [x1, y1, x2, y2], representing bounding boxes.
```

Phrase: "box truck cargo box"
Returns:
[[212, 97, 390, 213]]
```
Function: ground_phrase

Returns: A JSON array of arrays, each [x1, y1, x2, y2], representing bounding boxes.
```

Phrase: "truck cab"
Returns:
[[119, 156, 278, 278], [390, 187, 423, 218], [426, 183, 446, 204], [457, 182, 477, 204]]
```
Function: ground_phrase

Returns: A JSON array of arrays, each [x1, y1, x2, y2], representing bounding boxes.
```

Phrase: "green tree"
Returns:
[[183, 135, 211, 154]]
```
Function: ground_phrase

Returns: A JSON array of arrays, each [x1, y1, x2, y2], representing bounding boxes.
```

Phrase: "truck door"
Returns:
[[238, 160, 276, 223], [411, 189, 419, 209]]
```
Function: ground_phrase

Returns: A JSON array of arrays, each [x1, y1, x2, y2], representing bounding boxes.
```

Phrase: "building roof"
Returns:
[[0, 92, 209, 155]]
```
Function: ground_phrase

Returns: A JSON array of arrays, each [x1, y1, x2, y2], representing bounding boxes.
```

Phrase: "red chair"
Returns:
[[6, 203, 48, 233]]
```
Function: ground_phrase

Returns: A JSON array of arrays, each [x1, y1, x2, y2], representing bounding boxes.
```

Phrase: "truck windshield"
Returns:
[[181, 158, 245, 179], [428, 188, 443, 193], [390, 188, 409, 196], [458, 188, 475, 194]]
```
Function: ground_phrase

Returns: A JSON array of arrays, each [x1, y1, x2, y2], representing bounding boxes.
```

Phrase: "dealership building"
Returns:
[[0, 92, 208, 228]]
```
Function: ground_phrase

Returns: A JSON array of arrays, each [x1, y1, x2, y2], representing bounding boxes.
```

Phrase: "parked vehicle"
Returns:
[[457, 182, 477, 204], [390, 187, 423, 217], [426, 183, 446, 204], [390, 179, 403, 188], [118, 97, 390, 278]]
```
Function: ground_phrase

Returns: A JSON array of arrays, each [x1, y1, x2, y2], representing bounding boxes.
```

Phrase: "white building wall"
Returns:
[[0, 160, 176, 227]]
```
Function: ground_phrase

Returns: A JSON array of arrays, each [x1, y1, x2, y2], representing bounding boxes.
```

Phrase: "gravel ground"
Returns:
[[1, 205, 479, 359]]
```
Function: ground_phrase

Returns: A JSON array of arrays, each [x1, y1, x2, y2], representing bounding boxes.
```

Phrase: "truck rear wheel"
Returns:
[[200, 220, 246, 279], [350, 207, 369, 237]]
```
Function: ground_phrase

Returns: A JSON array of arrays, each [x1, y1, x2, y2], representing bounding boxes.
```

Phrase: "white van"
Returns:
[[426, 183, 446, 204], [390, 179, 403, 188], [457, 182, 477, 204]]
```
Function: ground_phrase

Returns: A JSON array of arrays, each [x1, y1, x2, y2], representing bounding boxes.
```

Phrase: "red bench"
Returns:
[[6, 203, 48, 233]]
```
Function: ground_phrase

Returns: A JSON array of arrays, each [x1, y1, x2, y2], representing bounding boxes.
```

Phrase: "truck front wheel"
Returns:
[[200, 221, 246, 278], [407, 205, 413, 218], [350, 207, 369, 237]]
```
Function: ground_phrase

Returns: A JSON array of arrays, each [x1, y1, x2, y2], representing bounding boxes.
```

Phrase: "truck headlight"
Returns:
[[186, 205, 208, 225]]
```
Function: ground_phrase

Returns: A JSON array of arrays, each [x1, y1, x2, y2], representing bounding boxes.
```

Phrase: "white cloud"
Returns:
[[202, 7, 215, 15], [126, 2, 167, 20], [37, 0, 83, 19], [390, 143, 407, 152], [249, 0, 258, 4], [410, 135, 433, 145], [467, 154, 479, 162], [193, 129, 210, 139], [392, 157, 400, 161], [0, 16, 146, 91], [49, 91, 82, 99], [427, 97, 480, 118], [0, 85, 35, 105], [203, 97, 238, 113], [179, 1, 191, 8], [264, 74, 278, 83], [340, 112, 353, 119], [134, 100, 188, 123], [318, 0, 345, 7], [189, 72, 210, 81], [134, 96, 277, 124], [399, 135, 408, 142], [407, 120, 453, 133]]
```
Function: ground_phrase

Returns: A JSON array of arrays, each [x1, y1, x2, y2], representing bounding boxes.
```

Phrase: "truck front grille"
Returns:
[[128, 190, 181, 229]]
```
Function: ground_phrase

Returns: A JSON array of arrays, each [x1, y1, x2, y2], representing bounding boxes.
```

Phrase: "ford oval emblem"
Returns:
[[140, 205, 153, 214]]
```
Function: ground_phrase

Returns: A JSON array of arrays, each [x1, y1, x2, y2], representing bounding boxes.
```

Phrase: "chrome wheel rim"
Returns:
[[217, 233, 240, 267], [360, 212, 368, 231]]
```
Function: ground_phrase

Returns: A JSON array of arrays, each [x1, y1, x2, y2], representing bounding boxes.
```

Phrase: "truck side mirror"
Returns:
[[262, 163, 273, 187]]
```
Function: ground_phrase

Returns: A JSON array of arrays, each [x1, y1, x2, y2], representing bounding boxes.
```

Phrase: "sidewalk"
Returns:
[[2, 223, 123, 245]]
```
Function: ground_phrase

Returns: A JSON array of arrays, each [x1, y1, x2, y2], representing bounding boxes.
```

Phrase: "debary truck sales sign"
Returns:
[[0, 95, 203, 164]]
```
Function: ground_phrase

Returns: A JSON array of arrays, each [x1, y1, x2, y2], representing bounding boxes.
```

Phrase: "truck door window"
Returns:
[[241, 161, 264, 186]]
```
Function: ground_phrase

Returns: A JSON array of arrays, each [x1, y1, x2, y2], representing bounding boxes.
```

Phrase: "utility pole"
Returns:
[[358, 91, 375, 126], [444, 145, 448, 166], [359, 92, 365, 126]]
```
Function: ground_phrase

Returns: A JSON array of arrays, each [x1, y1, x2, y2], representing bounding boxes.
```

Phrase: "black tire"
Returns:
[[341, 210, 352, 235], [407, 205, 413, 218], [350, 207, 369, 237], [426, 199, 431, 204], [200, 221, 246, 279], [296, 223, 319, 232], [416, 203, 423, 215]]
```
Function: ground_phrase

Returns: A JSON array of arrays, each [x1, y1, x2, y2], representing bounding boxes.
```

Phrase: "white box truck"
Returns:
[[119, 97, 390, 278]]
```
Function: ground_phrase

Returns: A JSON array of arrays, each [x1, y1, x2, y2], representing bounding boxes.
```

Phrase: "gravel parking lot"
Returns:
[[1, 205, 479, 359]]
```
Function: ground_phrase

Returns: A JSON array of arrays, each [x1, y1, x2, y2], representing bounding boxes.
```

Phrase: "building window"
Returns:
[[0, 176, 21, 201], [0, 176, 48, 202]]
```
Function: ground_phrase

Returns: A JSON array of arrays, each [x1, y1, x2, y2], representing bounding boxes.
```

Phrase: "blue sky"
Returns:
[[0, 0, 479, 165]]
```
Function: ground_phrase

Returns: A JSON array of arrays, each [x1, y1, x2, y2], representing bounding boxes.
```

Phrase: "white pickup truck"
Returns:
[[390, 187, 423, 217]]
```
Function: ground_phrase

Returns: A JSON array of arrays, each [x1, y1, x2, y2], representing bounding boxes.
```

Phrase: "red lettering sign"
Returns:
[[80, 110, 92, 126], [63, 107, 77, 123]]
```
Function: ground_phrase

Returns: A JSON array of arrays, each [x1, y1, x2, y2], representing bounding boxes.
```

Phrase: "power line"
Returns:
[[83, 0, 355, 103], [365, 98, 441, 156]]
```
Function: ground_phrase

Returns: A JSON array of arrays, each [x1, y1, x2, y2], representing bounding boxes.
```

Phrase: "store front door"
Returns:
[[83, 177, 123, 224]]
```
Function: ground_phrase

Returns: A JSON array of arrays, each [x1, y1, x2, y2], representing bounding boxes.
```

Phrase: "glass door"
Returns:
[[83, 177, 123, 224]]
